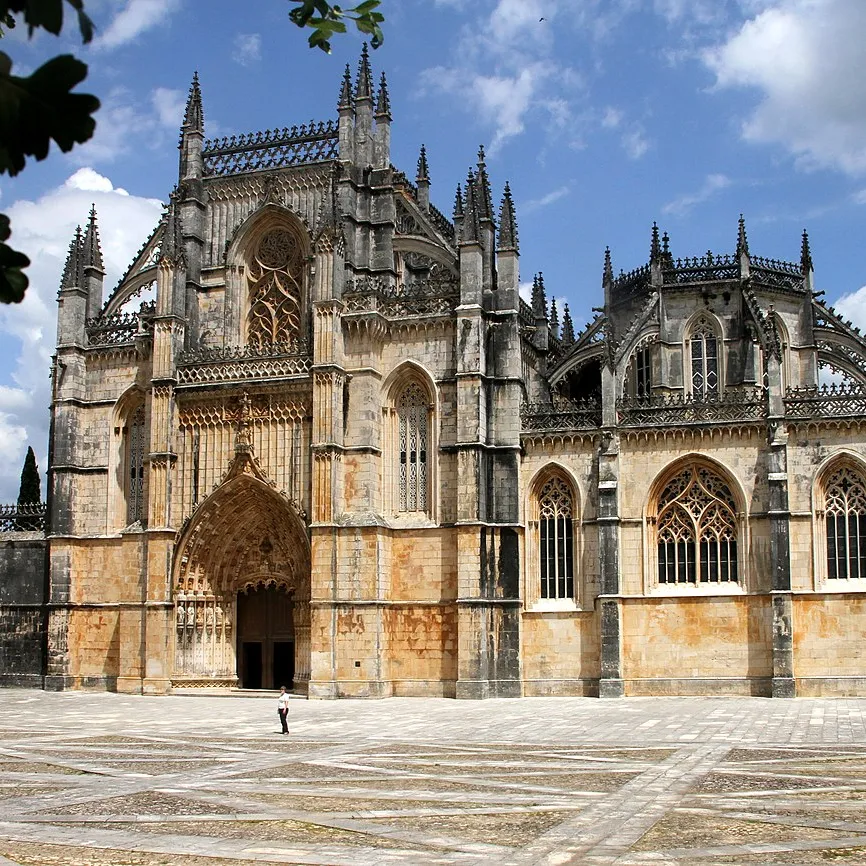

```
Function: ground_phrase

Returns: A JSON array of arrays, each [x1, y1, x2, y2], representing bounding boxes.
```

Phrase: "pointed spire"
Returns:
[[60, 226, 85, 289], [183, 71, 203, 132], [338, 63, 353, 110], [562, 304, 575, 346], [375, 71, 391, 118], [737, 214, 750, 257], [461, 170, 480, 243], [82, 204, 104, 272], [650, 222, 661, 263], [355, 42, 372, 100], [550, 298, 560, 336], [453, 183, 464, 220], [416, 144, 430, 184], [497, 181, 518, 252], [532, 272, 547, 318], [603, 246, 613, 284], [801, 228, 813, 274], [475, 144, 494, 222], [662, 231, 671, 262]]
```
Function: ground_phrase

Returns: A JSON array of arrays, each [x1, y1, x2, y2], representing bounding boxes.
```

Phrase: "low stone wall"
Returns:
[[0, 533, 47, 686]]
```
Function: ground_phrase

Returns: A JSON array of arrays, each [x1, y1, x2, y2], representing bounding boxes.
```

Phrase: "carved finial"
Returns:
[[375, 71, 391, 118], [355, 42, 373, 100], [603, 246, 613, 285], [416, 144, 430, 184], [82, 204, 104, 272], [183, 71, 204, 132], [562, 304, 575, 346], [475, 145, 494, 222], [338, 63, 353, 110], [60, 225, 85, 290], [737, 214, 750, 257], [662, 231, 670, 261], [550, 297, 560, 335], [532, 271, 547, 318], [453, 183, 464, 220], [650, 222, 661, 263], [497, 181, 518, 252], [801, 228, 813, 274]]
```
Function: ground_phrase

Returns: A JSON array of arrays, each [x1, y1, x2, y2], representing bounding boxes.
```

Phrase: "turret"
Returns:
[[459, 170, 482, 306], [82, 205, 105, 319], [452, 183, 464, 238], [531, 272, 549, 352], [561, 304, 575, 346], [602, 246, 613, 312], [650, 222, 663, 287], [56, 225, 86, 347], [353, 43, 374, 166], [475, 146, 496, 293], [416, 144, 430, 212], [374, 71, 391, 169]]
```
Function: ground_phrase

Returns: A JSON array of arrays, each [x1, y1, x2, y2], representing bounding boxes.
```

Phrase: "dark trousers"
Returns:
[[278, 708, 289, 733]]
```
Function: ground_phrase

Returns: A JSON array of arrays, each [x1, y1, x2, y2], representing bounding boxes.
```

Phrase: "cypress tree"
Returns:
[[15, 447, 41, 531], [17, 446, 41, 506]]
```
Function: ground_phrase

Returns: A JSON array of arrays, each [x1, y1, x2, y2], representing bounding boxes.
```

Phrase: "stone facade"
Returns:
[[3, 49, 866, 697]]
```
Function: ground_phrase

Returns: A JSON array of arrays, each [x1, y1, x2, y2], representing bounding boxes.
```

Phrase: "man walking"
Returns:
[[277, 685, 290, 735]]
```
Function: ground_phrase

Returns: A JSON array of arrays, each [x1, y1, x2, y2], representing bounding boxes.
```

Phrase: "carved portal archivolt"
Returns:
[[171, 447, 310, 690]]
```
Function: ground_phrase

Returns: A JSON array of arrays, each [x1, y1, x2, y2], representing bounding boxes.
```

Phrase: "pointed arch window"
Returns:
[[824, 465, 866, 580], [689, 317, 720, 397], [656, 465, 738, 584], [126, 403, 146, 525], [538, 476, 575, 599], [396, 382, 429, 513], [247, 227, 303, 348]]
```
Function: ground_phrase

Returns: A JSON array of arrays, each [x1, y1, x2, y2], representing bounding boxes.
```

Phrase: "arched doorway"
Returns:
[[171, 467, 310, 692]]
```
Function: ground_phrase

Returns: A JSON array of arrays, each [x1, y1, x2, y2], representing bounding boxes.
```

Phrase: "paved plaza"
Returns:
[[0, 692, 866, 864]]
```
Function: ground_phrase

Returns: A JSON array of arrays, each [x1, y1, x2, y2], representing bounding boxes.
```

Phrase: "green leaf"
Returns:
[[0, 52, 99, 176], [0, 214, 30, 303], [0, 0, 94, 42]]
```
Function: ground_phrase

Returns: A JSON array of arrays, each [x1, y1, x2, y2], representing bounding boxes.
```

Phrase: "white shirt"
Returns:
[[277, 692, 291, 710]]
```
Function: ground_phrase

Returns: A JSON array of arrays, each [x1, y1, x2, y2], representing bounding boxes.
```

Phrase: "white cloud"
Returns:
[[703, 0, 866, 175], [69, 85, 185, 165], [91, 0, 181, 51], [525, 185, 571, 212], [0, 170, 163, 502], [233, 33, 262, 67], [833, 284, 866, 333], [662, 173, 731, 216]]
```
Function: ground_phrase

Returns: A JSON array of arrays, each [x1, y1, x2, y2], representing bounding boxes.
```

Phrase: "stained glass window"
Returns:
[[397, 383, 428, 513], [126, 404, 146, 525], [657, 465, 738, 584], [825, 466, 866, 580], [690, 317, 719, 397], [247, 228, 303, 348], [539, 477, 575, 599]]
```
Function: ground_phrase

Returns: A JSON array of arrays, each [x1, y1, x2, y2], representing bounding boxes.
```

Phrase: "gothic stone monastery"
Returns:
[[3, 48, 866, 699]]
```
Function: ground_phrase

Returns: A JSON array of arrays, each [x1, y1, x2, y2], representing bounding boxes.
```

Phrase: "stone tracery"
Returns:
[[247, 227, 303, 348]]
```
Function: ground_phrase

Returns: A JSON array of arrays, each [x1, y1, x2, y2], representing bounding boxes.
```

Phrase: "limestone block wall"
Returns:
[[793, 595, 866, 694], [0, 535, 46, 687], [622, 596, 773, 694], [522, 612, 598, 696]]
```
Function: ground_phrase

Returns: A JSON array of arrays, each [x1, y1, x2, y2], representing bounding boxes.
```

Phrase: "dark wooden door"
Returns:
[[237, 586, 294, 689]]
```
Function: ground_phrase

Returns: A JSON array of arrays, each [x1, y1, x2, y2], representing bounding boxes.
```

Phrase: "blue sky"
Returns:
[[2, 0, 866, 501]]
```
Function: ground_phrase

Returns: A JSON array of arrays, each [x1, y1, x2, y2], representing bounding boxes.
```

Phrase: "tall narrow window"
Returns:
[[656, 465, 738, 585], [539, 476, 575, 599], [824, 466, 866, 579], [397, 383, 429, 513], [247, 227, 303, 348], [636, 346, 651, 398], [689, 317, 719, 397], [126, 404, 146, 524]]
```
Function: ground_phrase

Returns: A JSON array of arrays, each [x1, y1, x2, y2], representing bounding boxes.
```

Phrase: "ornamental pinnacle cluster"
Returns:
[[2, 47, 866, 700]]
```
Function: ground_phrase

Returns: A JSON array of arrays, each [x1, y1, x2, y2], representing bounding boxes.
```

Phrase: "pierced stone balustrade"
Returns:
[[0, 503, 47, 533], [176, 341, 312, 387], [617, 388, 767, 427], [785, 383, 866, 420], [521, 398, 602, 433], [86, 302, 155, 346]]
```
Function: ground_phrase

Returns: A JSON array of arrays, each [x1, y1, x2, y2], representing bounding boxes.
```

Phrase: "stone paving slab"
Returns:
[[0, 691, 865, 864]]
